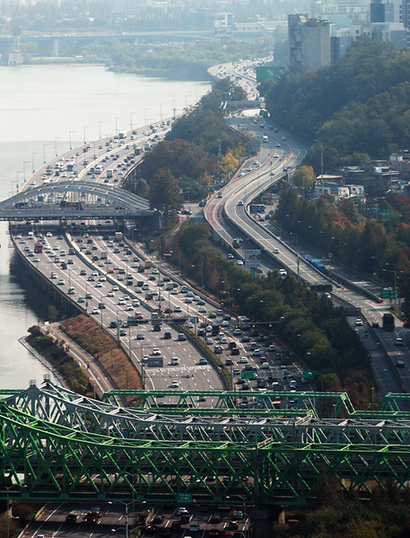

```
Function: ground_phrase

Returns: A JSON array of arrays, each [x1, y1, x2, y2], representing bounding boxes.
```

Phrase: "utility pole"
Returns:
[[320, 145, 324, 197]]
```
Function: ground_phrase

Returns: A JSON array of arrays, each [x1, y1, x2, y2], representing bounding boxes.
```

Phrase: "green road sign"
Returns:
[[177, 493, 193, 503], [303, 370, 316, 380], [207, 186, 215, 192], [256, 65, 285, 82], [380, 287, 395, 299], [241, 370, 255, 380]]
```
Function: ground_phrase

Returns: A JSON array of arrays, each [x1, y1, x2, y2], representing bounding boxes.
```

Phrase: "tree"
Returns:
[[293, 165, 316, 191], [149, 168, 182, 216]]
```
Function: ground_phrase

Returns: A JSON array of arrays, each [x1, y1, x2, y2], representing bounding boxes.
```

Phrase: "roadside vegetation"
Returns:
[[168, 221, 373, 410], [27, 324, 91, 395], [123, 79, 250, 209], [272, 482, 410, 537], [61, 315, 143, 397], [262, 37, 410, 170]]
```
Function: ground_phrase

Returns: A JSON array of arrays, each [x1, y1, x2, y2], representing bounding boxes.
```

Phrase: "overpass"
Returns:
[[0, 181, 156, 221], [1, 381, 410, 507]]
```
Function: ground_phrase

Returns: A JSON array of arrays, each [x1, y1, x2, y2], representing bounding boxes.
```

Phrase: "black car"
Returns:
[[153, 515, 164, 525], [146, 525, 157, 534], [65, 512, 77, 523]]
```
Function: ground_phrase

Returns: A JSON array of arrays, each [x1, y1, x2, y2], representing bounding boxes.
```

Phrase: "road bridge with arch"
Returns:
[[1, 381, 410, 508], [0, 181, 157, 222]]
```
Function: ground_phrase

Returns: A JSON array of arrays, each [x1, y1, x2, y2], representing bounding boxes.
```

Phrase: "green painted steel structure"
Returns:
[[1, 382, 410, 507]]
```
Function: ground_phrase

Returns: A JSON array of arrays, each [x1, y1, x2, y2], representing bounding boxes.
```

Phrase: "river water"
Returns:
[[0, 64, 210, 390]]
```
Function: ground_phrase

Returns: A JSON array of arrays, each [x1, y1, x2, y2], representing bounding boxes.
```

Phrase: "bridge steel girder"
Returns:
[[0, 181, 155, 221], [2, 402, 410, 507], [7, 384, 410, 448]]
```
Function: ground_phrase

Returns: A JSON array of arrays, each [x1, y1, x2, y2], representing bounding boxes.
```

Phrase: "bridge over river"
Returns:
[[1, 381, 410, 508], [0, 181, 156, 221]]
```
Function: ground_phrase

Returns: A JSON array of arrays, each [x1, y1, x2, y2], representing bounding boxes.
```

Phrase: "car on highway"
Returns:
[[171, 380, 179, 388], [177, 333, 186, 341], [396, 360, 405, 368], [395, 337, 404, 346], [65, 512, 78, 523], [57, 279, 65, 286], [92, 308, 100, 315]]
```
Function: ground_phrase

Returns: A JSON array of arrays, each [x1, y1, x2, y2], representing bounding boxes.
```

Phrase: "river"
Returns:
[[0, 63, 210, 390]]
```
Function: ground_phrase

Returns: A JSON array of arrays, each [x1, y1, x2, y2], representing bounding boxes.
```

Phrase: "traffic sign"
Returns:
[[303, 370, 316, 380], [380, 287, 395, 299], [177, 493, 192, 503], [232, 509, 239, 517], [241, 370, 255, 380]]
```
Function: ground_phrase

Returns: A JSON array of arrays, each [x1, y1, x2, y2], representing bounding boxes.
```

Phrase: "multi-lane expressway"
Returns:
[[204, 109, 410, 396]]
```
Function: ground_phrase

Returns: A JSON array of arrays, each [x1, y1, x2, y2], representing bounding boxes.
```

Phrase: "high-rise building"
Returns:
[[371, 0, 395, 22], [288, 14, 331, 73]]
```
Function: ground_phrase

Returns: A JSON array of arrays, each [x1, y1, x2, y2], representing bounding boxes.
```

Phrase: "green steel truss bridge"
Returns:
[[2, 381, 410, 507]]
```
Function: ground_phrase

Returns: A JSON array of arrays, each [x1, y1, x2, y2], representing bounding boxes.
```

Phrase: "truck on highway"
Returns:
[[145, 260, 152, 269], [114, 232, 123, 242], [382, 313, 395, 331], [143, 356, 163, 367], [106, 169, 113, 178]]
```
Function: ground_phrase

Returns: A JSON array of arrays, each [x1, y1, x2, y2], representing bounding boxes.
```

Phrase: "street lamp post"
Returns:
[[83, 125, 90, 144], [42, 143, 51, 163], [383, 267, 398, 306], [31, 152, 38, 172], [69, 130, 76, 150], [55, 136, 63, 156], [98, 120, 105, 139], [144, 108, 150, 127], [23, 161, 30, 182], [115, 116, 122, 137], [160, 103, 166, 121], [129, 113, 136, 131]]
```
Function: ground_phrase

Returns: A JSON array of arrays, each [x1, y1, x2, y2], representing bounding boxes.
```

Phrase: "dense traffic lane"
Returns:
[[14, 231, 225, 394]]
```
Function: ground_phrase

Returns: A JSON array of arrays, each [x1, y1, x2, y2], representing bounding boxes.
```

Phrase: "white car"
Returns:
[[92, 308, 100, 315], [236, 259, 244, 266], [152, 348, 161, 356], [171, 380, 179, 388]]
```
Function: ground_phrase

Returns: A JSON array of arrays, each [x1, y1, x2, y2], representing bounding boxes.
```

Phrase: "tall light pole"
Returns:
[[160, 103, 166, 121], [31, 151, 38, 172], [129, 112, 136, 131], [42, 143, 51, 163], [16, 171, 22, 192], [55, 136, 62, 156], [383, 267, 398, 306], [144, 108, 150, 127], [115, 116, 122, 137], [98, 120, 105, 139], [83, 125, 90, 144], [172, 99, 178, 119], [69, 130, 76, 150], [23, 160, 30, 182]]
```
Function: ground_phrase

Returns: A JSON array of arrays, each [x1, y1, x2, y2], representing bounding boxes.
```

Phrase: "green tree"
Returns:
[[149, 168, 182, 216], [293, 165, 316, 191]]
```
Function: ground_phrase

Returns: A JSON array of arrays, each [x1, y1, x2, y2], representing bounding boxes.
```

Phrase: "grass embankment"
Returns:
[[27, 325, 92, 395], [60, 314, 143, 395]]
